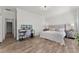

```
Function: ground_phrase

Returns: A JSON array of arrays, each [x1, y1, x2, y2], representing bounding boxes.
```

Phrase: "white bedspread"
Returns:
[[40, 31, 66, 45]]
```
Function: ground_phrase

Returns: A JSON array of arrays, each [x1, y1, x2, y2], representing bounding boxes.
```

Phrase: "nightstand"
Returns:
[[66, 30, 76, 39]]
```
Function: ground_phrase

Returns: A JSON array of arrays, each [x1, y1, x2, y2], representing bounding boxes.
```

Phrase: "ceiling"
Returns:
[[0, 6, 78, 15], [16, 6, 77, 15], [16, 6, 47, 15]]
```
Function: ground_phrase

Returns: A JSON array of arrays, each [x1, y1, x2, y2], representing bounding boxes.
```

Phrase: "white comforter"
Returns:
[[40, 31, 66, 45]]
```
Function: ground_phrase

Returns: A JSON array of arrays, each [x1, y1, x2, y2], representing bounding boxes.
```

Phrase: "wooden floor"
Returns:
[[0, 34, 79, 53]]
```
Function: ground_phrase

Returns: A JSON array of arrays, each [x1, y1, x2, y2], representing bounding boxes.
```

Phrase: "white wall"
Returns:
[[46, 7, 75, 25], [74, 8, 79, 32], [17, 8, 44, 40]]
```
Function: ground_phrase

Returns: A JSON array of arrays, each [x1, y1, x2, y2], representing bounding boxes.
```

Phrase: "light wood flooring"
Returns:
[[0, 34, 79, 53]]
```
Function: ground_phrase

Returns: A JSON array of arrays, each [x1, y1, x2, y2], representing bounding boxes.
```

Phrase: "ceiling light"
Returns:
[[40, 6, 47, 10], [5, 9, 11, 11], [41, 6, 47, 8]]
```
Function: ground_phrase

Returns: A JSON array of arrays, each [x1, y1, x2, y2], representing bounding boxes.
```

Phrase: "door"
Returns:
[[6, 22, 13, 34]]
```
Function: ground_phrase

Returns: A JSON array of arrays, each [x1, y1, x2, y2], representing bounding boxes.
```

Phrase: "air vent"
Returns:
[[5, 9, 11, 11]]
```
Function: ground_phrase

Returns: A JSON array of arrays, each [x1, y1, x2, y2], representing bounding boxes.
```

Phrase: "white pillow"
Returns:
[[58, 28, 65, 32]]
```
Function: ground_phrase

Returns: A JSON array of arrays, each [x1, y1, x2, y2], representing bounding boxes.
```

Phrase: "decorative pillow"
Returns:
[[43, 29, 49, 31], [49, 28, 56, 31]]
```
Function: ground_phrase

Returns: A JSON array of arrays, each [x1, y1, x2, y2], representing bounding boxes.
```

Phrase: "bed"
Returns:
[[40, 31, 66, 45], [40, 25, 66, 45]]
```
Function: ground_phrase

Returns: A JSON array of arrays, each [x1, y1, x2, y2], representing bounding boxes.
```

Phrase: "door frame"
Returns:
[[5, 18, 14, 37]]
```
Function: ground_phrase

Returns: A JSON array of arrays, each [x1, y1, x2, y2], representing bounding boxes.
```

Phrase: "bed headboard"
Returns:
[[47, 24, 74, 31], [48, 24, 65, 30]]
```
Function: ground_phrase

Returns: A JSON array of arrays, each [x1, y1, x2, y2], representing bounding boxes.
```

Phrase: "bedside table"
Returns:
[[66, 30, 76, 39]]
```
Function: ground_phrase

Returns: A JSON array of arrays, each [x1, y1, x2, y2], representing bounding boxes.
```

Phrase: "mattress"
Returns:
[[40, 31, 66, 45]]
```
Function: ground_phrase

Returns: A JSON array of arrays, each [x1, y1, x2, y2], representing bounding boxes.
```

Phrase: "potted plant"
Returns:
[[75, 33, 79, 45]]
